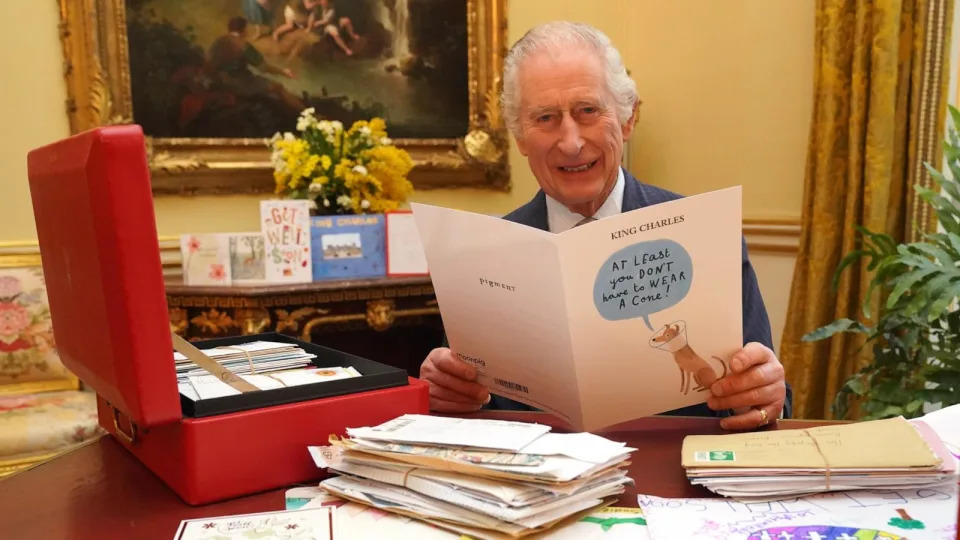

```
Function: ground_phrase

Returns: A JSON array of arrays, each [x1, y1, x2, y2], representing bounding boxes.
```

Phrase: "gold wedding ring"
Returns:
[[756, 407, 769, 427]]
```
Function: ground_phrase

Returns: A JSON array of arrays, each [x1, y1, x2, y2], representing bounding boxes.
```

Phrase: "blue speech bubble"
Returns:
[[593, 239, 693, 330]]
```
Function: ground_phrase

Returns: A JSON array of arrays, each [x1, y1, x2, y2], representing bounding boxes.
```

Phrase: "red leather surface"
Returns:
[[28, 125, 180, 428], [98, 377, 430, 505]]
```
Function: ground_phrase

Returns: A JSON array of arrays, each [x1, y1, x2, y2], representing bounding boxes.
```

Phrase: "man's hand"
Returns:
[[419, 347, 491, 413], [707, 342, 786, 430]]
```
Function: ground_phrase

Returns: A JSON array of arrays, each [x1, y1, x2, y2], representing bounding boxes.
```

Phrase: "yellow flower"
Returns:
[[272, 111, 414, 209], [367, 117, 387, 140]]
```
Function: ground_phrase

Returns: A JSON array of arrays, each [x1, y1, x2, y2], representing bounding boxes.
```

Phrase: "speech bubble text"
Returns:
[[593, 239, 693, 330]]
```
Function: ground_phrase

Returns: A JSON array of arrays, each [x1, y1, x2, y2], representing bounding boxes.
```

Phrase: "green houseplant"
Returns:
[[803, 105, 960, 420]]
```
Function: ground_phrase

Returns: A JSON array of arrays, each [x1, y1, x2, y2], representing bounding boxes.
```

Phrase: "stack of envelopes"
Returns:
[[681, 416, 958, 499], [309, 414, 635, 539], [174, 340, 316, 383], [175, 340, 323, 400]]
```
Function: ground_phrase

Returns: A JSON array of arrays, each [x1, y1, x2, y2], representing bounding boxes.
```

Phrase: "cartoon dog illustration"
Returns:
[[650, 321, 728, 395]]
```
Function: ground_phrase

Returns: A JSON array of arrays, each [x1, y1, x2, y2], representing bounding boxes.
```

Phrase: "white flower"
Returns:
[[360, 199, 371, 210], [352, 164, 368, 176], [270, 149, 287, 172], [297, 108, 317, 131], [359, 126, 371, 136], [306, 199, 318, 210], [323, 198, 331, 207], [269, 132, 282, 144], [331, 121, 343, 131], [380, 137, 392, 145], [308, 182, 324, 193], [282, 132, 296, 142], [337, 195, 352, 208]]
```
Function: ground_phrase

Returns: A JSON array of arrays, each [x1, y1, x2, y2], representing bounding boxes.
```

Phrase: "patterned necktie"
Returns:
[[574, 216, 596, 227]]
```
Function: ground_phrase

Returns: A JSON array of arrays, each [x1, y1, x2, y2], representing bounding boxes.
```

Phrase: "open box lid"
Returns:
[[27, 125, 181, 428]]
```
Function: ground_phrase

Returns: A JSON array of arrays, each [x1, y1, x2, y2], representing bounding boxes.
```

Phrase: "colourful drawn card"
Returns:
[[310, 214, 386, 280], [261, 200, 312, 283], [173, 507, 332, 540], [638, 486, 958, 540], [227, 232, 266, 283], [180, 234, 231, 286], [412, 187, 742, 431]]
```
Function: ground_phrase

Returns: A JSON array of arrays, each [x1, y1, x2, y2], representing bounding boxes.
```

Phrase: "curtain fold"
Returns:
[[780, 0, 952, 419]]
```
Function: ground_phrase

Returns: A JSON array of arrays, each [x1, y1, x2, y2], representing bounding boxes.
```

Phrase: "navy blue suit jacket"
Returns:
[[480, 169, 793, 419]]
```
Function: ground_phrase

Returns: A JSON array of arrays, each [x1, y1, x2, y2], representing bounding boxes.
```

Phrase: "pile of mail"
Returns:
[[175, 341, 359, 400], [681, 416, 958, 499], [309, 414, 635, 538]]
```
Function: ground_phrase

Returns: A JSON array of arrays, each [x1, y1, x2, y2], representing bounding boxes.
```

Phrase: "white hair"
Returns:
[[501, 21, 638, 137]]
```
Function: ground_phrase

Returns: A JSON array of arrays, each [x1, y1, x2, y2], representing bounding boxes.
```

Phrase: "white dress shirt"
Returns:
[[545, 167, 626, 233]]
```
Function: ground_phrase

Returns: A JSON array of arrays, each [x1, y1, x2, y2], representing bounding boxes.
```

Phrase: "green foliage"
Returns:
[[802, 105, 960, 420]]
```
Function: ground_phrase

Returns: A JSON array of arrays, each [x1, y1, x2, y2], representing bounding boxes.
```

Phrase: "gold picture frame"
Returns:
[[57, 0, 509, 195]]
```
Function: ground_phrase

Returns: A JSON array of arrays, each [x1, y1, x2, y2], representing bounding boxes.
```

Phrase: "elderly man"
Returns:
[[419, 21, 791, 431]]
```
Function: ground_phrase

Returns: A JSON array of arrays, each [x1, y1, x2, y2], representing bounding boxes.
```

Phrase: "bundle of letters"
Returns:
[[308, 414, 635, 539], [681, 415, 958, 499], [174, 341, 348, 400]]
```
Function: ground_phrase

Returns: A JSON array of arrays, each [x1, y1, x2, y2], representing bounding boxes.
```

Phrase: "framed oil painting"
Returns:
[[58, 0, 509, 194]]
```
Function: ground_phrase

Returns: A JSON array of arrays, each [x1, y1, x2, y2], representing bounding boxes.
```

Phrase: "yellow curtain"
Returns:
[[780, 0, 952, 419]]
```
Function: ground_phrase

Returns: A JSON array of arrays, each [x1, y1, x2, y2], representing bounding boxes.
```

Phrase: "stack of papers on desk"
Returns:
[[681, 416, 958, 499], [310, 414, 635, 538]]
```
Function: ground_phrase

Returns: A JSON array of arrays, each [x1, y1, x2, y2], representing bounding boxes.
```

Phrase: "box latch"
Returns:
[[112, 406, 139, 445]]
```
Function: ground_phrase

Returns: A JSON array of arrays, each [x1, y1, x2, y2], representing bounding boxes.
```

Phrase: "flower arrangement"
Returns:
[[270, 109, 414, 215]]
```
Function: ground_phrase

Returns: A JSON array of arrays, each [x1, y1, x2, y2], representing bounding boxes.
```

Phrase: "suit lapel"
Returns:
[[508, 191, 550, 231], [621, 169, 649, 212]]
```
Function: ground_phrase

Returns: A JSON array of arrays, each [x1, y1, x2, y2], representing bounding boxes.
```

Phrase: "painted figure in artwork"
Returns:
[[209, 16, 305, 114], [313, 0, 361, 56], [242, 0, 275, 39]]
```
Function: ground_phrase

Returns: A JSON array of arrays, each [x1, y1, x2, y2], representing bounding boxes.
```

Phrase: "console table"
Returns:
[[164, 276, 442, 376]]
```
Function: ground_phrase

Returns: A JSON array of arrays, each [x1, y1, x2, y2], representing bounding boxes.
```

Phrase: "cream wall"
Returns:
[[0, 0, 809, 348], [1, 0, 810, 240], [0, 1, 71, 241]]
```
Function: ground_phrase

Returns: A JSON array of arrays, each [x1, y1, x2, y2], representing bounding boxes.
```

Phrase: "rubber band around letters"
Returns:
[[215, 346, 256, 375], [801, 429, 831, 490]]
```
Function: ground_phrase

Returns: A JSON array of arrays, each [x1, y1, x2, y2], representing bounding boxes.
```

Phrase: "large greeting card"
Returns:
[[412, 187, 743, 431], [261, 200, 312, 283]]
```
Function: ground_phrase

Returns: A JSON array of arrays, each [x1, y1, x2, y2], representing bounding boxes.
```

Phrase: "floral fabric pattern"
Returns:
[[0, 268, 70, 385], [0, 391, 100, 457]]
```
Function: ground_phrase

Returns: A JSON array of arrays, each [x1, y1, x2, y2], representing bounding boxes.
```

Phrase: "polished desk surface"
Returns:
[[0, 412, 944, 540]]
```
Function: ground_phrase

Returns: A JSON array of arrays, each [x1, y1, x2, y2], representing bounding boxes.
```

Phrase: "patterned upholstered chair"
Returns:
[[0, 267, 101, 477]]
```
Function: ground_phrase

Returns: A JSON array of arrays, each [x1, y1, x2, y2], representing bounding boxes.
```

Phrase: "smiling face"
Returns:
[[515, 46, 636, 217]]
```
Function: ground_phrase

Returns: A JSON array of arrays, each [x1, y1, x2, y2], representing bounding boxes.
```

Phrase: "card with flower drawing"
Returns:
[[180, 234, 232, 286], [173, 507, 332, 540]]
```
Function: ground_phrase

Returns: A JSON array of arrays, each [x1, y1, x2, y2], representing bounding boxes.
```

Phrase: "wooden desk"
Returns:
[[0, 413, 852, 540], [165, 276, 442, 377]]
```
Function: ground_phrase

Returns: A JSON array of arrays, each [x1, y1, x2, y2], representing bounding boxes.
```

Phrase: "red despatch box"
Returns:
[[27, 125, 429, 505]]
